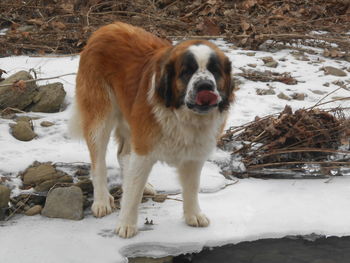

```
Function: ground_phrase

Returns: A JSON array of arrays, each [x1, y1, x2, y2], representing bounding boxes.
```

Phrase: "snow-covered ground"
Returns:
[[0, 40, 349, 262]]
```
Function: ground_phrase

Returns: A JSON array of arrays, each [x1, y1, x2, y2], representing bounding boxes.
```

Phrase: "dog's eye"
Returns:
[[207, 63, 220, 75], [180, 65, 196, 77]]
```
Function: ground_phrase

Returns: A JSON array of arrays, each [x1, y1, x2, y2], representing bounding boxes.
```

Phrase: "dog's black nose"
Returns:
[[194, 80, 215, 91]]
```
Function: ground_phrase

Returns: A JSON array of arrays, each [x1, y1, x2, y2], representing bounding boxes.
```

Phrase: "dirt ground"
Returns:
[[0, 0, 349, 56]]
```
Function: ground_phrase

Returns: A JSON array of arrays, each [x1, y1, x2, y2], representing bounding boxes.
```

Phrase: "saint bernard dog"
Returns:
[[70, 22, 234, 238]]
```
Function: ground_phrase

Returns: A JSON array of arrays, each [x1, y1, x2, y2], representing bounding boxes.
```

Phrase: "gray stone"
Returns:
[[23, 163, 60, 185], [0, 71, 38, 110], [25, 205, 42, 216], [291, 93, 307, 101], [248, 63, 257, 68], [28, 82, 66, 113], [261, 57, 278, 68], [42, 186, 84, 220], [40, 121, 54, 127], [0, 207, 8, 220], [10, 121, 37, 141], [261, 56, 274, 63], [74, 179, 93, 194], [265, 61, 278, 68], [277, 92, 291, 101], [152, 194, 167, 203], [322, 66, 347, 77], [34, 175, 73, 192], [0, 185, 11, 208], [16, 116, 33, 122], [311, 90, 328, 95], [246, 52, 256, 56], [256, 88, 276, 95]]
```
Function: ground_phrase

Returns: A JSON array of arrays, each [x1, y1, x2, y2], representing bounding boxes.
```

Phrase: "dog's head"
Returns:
[[155, 40, 234, 114]]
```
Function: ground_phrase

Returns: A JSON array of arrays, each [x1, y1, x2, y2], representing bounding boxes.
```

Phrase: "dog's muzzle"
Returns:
[[186, 80, 219, 114]]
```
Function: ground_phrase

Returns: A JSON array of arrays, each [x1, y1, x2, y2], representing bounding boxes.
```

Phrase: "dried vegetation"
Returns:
[[219, 104, 350, 178], [0, 0, 349, 55]]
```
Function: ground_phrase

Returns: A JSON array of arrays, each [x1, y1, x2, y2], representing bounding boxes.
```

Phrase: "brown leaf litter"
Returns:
[[0, 0, 349, 55]]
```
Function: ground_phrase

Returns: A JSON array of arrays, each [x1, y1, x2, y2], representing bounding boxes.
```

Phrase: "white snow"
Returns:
[[0, 41, 349, 262]]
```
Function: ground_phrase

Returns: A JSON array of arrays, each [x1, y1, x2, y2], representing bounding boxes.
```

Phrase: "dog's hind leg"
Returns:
[[75, 80, 117, 218], [84, 112, 116, 218]]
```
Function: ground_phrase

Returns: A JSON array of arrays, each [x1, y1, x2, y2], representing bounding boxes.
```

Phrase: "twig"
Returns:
[[1, 107, 26, 114], [306, 97, 350, 110], [29, 54, 79, 58], [256, 148, 350, 159], [5, 195, 31, 221], [311, 86, 347, 110], [89, 11, 187, 26], [0, 73, 76, 88], [248, 161, 350, 170]]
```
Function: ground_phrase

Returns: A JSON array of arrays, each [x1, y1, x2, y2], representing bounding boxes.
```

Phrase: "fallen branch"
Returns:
[[0, 73, 76, 88], [248, 161, 350, 170]]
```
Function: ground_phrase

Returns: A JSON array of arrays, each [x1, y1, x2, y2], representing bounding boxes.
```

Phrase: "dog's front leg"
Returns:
[[178, 160, 210, 227], [116, 152, 154, 238]]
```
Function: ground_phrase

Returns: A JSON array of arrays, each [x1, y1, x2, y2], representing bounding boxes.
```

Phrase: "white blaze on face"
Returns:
[[185, 44, 221, 104]]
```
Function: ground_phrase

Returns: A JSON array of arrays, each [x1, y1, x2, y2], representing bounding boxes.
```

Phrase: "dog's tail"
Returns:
[[67, 100, 84, 139]]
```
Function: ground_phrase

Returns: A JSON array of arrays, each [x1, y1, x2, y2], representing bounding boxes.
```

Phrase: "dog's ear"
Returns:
[[156, 61, 175, 108], [224, 56, 232, 90], [219, 57, 234, 111]]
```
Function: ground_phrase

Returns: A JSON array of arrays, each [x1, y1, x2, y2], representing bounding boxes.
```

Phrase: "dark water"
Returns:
[[172, 235, 350, 263]]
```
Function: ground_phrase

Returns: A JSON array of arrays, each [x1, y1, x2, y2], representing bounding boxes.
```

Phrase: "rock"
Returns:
[[0, 207, 8, 220], [277, 92, 291, 101], [41, 186, 84, 220], [291, 93, 307, 101], [16, 116, 33, 122], [311, 90, 328, 95], [323, 82, 330, 87], [246, 52, 256, 56], [74, 179, 93, 194], [256, 88, 276, 95], [0, 185, 11, 208], [40, 121, 54, 127], [322, 66, 347, 77], [10, 121, 37, 141], [248, 63, 257, 68], [262, 56, 274, 63], [23, 163, 62, 185], [75, 169, 90, 177], [0, 71, 38, 110], [25, 205, 42, 216], [265, 61, 278, 68], [28, 82, 66, 113], [261, 57, 278, 68], [34, 175, 73, 192], [152, 194, 167, 203]]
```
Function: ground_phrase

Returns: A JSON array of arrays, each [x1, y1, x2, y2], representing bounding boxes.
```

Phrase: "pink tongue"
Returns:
[[195, 90, 218, 106]]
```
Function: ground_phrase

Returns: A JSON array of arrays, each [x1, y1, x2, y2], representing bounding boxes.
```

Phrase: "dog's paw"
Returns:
[[115, 223, 138, 238], [185, 213, 210, 227], [92, 194, 115, 218], [143, 182, 157, 196]]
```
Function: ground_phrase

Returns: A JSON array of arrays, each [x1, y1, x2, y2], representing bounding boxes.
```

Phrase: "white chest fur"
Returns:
[[152, 105, 226, 166]]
